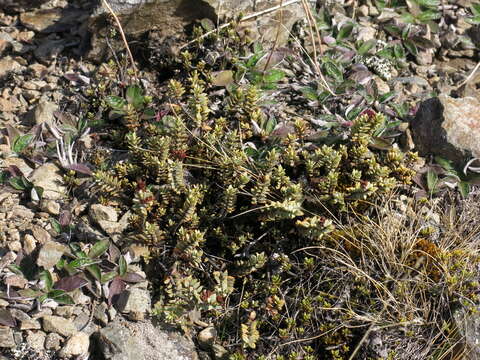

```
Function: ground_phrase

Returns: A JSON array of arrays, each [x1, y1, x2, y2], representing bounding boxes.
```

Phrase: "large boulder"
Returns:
[[87, 0, 304, 63], [410, 94, 480, 165]]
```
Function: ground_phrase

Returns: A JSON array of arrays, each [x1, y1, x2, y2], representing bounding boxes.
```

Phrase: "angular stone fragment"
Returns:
[[37, 241, 67, 269], [410, 94, 480, 165], [59, 332, 90, 358], [95, 320, 198, 360], [115, 288, 151, 315], [0, 327, 15, 348], [42, 315, 77, 337], [87, 0, 304, 63], [29, 163, 67, 200]]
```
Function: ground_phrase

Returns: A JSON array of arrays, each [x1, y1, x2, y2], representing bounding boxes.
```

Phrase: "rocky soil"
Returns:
[[0, 0, 479, 359]]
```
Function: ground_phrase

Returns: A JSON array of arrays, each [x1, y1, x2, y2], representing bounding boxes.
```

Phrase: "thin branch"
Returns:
[[456, 61, 480, 89], [101, 0, 138, 78]]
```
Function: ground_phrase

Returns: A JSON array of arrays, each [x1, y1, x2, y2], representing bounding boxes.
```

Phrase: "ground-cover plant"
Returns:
[[86, 34, 421, 358], [75, 2, 480, 358]]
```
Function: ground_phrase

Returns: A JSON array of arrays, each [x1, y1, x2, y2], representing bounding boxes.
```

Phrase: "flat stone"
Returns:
[[34, 39, 66, 64], [411, 94, 480, 165], [31, 225, 51, 244], [20, 8, 83, 33], [0, 327, 15, 348], [0, 56, 22, 78], [36, 241, 67, 269], [96, 320, 198, 360], [90, 204, 118, 223], [32, 100, 57, 127], [20, 319, 41, 330], [88, 0, 304, 63], [40, 199, 60, 215], [198, 327, 216, 350], [453, 306, 480, 360], [59, 332, 89, 358], [1, 157, 33, 178], [115, 288, 151, 315], [26, 330, 46, 351], [11, 205, 35, 220], [23, 234, 37, 254], [42, 315, 77, 337], [29, 163, 67, 200], [45, 332, 62, 350]]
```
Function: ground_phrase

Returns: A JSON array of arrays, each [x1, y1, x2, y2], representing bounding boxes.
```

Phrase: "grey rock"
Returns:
[[29, 163, 67, 200], [1, 157, 33, 178], [36, 241, 67, 269], [87, 0, 304, 63], [34, 39, 66, 64], [198, 327, 216, 350], [410, 94, 480, 165], [73, 312, 98, 336], [11, 205, 35, 220], [94, 302, 109, 326], [90, 204, 118, 221], [20, 8, 87, 33], [96, 320, 198, 360], [116, 288, 151, 316], [42, 316, 77, 337], [40, 199, 61, 215], [0, 56, 23, 78], [212, 344, 228, 360], [453, 306, 480, 360], [45, 332, 63, 351], [0, 327, 15, 348], [26, 330, 46, 352], [59, 332, 90, 358], [33, 100, 57, 127], [31, 225, 52, 244]]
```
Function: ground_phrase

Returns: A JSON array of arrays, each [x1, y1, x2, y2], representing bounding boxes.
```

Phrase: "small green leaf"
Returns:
[[126, 85, 144, 109], [263, 69, 285, 83], [48, 290, 74, 305], [417, 9, 441, 22], [357, 39, 376, 55], [337, 22, 354, 40], [39, 270, 53, 292], [472, 3, 480, 16], [384, 25, 402, 37], [264, 117, 277, 134], [402, 24, 412, 40], [434, 156, 456, 173], [56, 258, 66, 270], [8, 265, 24, 276], [378, 91, 396, 103], [403, 39, 418, 56], [88, 240, 110, 259], [106, 95, 127, 110], [323, 62, 343, 82], [86, 264, 102, 282], [119, 256, 127, 277], [12, 134, 34, 153], [50, 219, 62, 234], [101, 271, 118, 284], [68, 258, 99, 269], [426, 169, 439, 196], [393, 44, 405, 59], [301, 87, 319, 101], [9, 176, 29, 190], [458, 181, 470, 199]]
